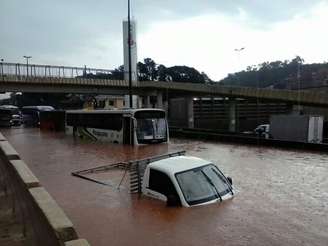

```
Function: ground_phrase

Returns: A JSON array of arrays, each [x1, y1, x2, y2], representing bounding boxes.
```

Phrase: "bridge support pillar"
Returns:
[[229, 99, 237, 132], [138, 96, 143, 109], [186, 97, 194, 128], [164, 100, 168, 114], [145, 96, 151, 108], [156, 91, 163, 109], [124, 95, 140, 108]]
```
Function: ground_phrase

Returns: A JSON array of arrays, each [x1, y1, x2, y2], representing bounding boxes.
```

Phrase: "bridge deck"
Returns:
[[1, 75, 327, 106]]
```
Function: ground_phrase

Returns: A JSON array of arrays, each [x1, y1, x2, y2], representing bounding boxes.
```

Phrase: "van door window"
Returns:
[[148, 169, 180, 205]]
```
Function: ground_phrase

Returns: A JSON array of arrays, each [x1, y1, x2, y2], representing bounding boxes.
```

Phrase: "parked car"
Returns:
[[0, 105, 22, 127], [22, 106, 55, 126], [254, 124, 270, 139]]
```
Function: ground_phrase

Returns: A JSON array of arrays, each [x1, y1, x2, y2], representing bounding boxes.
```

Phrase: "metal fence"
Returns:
[[0, 62, 114, 79]]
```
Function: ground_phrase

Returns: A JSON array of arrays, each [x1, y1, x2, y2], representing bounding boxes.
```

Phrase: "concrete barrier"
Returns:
[[0, 131, 90, 245], [0, 141, 20, 160], [29, 187, 78, 242], [0, 132, 5, 141], [10, 160, 40, 188]]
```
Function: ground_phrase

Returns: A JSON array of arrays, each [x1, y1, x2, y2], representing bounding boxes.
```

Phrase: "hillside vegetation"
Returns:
[[219, 56, 328, 89]]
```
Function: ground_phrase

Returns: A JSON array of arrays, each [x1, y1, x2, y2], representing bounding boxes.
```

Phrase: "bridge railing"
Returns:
[[0, 62, 114, 79]]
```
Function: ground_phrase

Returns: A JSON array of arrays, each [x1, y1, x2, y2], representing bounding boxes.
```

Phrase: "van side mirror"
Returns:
[[227, 177, 232, 186]]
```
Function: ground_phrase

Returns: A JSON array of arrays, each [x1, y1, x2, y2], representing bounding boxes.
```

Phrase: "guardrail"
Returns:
[[0, 132, 90, 246], [169, 127, 328, 151]]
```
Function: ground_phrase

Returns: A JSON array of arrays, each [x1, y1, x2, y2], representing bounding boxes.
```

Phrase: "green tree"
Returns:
[[137, 58, 211, 83], [218, 56, 328, 89], [164, 66, 206, 83]]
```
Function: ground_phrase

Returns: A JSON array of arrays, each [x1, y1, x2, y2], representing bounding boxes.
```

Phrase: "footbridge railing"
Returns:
[[0, 62, 114, 79]]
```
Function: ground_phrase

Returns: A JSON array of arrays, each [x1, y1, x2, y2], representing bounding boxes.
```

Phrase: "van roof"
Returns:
[[22, 106, 54, 111], [0, 105, 18, 109], [149, 156, 211, 174]]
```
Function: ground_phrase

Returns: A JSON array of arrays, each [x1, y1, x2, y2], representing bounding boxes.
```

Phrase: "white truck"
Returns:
[[72, 151, 235, 207], [269, 114, 324, 143], [141, 155, 234, 207]]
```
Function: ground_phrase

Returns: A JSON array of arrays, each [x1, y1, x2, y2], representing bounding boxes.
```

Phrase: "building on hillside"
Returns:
[[95, 95, 125, 109]]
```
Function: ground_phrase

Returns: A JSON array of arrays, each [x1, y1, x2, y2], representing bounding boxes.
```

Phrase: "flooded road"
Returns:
[[2, 128, 328, 246]]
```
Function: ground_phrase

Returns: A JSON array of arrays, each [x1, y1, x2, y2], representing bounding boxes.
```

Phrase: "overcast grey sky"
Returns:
[[1, 0, 327, 80]]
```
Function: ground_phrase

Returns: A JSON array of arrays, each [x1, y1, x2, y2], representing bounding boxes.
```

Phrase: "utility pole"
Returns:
[[127, 0, 133, 108], [23, 56, 32, 78]]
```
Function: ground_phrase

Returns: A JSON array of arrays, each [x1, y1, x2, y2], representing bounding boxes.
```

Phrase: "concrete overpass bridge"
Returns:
[[0, 62, 327, 107]]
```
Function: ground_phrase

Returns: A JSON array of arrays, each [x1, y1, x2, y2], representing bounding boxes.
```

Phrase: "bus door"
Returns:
[[123, 116, 134, 145]]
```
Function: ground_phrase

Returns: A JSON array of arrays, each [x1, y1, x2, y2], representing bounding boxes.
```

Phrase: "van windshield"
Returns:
[[175, 164, 231, 206]]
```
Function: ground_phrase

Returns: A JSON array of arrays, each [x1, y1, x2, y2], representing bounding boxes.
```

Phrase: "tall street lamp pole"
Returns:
[[23, 55, 32, 78], [233, 47, 245, 86], [127, 0, 133, 108]]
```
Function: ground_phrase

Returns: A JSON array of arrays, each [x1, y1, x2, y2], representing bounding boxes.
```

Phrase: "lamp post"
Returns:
[[127, 0, 133, 108], [23, 55, 32, 78], [233, 47, 245, 86], [234, 47, 245, 52]]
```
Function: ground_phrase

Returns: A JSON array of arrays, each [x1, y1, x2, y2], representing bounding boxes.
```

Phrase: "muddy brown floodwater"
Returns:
[[2, 128, 328, 246]]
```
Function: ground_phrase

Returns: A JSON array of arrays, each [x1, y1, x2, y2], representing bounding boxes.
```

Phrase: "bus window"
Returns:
[[67, 113, 123, 131]]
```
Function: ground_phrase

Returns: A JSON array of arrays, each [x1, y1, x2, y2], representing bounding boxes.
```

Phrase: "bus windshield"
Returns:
[[135, 111, 167, 144], [136, 118, 167, 141]]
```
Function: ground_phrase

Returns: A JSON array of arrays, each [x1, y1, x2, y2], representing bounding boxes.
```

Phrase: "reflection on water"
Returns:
[[2, 128, 328, 246]]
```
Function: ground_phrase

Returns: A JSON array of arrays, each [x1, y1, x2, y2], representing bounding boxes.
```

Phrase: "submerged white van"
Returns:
[[142, 156, 234, 207]]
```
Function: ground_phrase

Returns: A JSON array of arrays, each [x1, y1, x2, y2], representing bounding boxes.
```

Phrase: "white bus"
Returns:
[[65, 108, 169, 145]]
